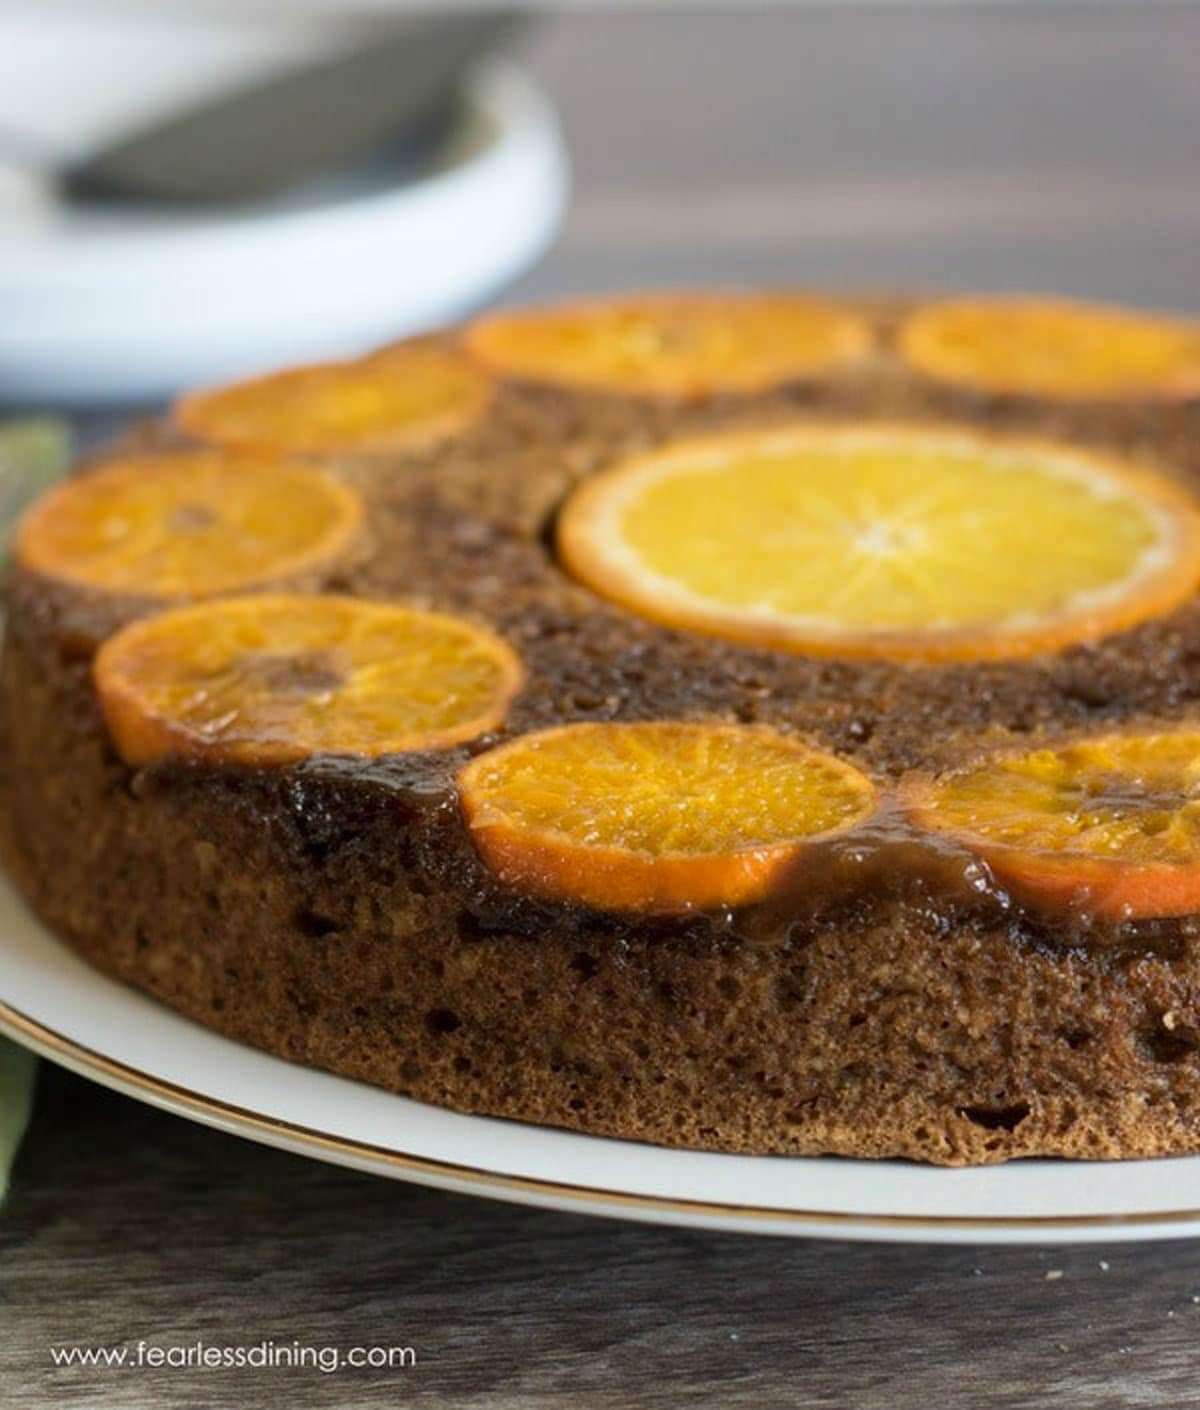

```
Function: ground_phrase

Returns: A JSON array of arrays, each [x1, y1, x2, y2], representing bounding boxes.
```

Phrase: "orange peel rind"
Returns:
[[94, 593, 524, 766], [463, 291, 873, 398], [904, 730, 1200, 919], [14, 451, 362, 600], [174, 345, 494, 456], [557, 422, 1200, 663], [899, 295, 1200, 402], [458, 720, 876, 912]]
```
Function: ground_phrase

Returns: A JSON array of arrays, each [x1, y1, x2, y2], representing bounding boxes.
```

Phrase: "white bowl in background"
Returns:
[[0, 6, 440, 164], [0, 63, 568, 404]]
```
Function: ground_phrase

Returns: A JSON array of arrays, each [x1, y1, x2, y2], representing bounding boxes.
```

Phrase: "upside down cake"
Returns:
[[7, 291, 1200, 1165]]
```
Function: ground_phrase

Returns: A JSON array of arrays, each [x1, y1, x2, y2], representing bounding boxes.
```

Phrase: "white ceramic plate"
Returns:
[[0, 63, 567, 403], [4, 874, 1200, 1243]]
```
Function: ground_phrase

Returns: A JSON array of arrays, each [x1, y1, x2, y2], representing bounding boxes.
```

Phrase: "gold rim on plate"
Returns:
[[4, 998, 1200, 1235]]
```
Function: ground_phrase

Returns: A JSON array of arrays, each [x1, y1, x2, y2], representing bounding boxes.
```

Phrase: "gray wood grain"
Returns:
[[7, 7, 1200, 1407], [5, 1066, 1200, 1410]]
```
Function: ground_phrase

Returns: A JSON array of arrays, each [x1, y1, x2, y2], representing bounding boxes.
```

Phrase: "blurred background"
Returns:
[[1, 1, 1198, 410], [517, 4, 1199, 303]]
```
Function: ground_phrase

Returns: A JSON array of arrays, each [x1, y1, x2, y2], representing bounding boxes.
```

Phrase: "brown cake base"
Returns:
[[7, 300, 1200, 1165], [7, 594, 1200, 1167]]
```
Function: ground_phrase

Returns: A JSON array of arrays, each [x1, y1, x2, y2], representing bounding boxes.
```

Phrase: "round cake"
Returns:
[[8, 289, 1200, 1166]]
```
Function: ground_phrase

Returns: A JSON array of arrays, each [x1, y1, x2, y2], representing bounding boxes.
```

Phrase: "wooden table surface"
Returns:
[[6, 9, 1200, 1407]]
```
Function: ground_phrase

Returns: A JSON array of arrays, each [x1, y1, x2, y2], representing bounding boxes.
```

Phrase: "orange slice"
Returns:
[[14, 451, 361, 599], [904, 731, 1200, 919], [463, 291, 872, 398], [557, 422, 1200, 663], [174, 345, 493, 456], [94, 594, 523, 766], [899, 295, 1200, 401], [458, 720, 875, 912]]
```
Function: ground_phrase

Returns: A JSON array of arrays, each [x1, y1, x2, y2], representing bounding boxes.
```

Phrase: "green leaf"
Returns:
[[0, 420, 72, 568], [0, 1038, 35, 1204]]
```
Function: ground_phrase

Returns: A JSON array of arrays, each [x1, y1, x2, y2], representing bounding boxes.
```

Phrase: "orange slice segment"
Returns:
[[557, 422, 1200, 663], [174, 345, 493, 456], [14, 451, 361, 599], [899, 296, 1200, 401], [904, 731, 1200, 919], [94, 594, 523, 766], [463, 292, 872, 398], [458, 720, 875, 912]]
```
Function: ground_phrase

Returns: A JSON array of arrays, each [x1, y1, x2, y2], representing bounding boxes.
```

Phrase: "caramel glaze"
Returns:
[[10, 302, 1200, 965]]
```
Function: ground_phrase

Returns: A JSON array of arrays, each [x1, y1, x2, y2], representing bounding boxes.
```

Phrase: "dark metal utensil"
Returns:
[[62, 11, 526, 206]]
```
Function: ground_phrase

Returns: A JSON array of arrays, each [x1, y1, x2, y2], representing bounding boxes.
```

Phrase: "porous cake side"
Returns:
[[6, 295, 1200, 1165]]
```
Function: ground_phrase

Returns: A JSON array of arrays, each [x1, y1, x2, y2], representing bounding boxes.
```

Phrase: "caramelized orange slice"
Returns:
[[174, 345, 493, 456], [905, 731, 1200, 919], [558, 422, 1200, 663], [459, 720, 875, 912], [899, 295, 1200, 401], [95, 594, 523, 766], [463, 292, 872, 398], [15, 451, 361, 599]]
